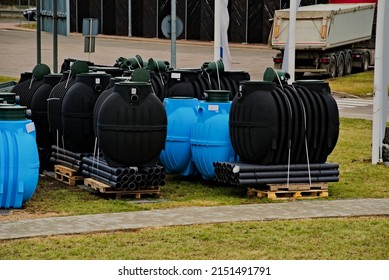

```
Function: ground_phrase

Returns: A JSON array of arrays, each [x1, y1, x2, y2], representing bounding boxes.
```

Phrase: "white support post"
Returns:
[[372, 0, 389, 164], [214, 0, 221, 61]]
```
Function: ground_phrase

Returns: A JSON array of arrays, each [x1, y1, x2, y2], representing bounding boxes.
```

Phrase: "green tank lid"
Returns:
[[32, 63, 51, 81], [0, 105, 27, 120], [204, 90, 230, 102], [70, 60, 90, 75]]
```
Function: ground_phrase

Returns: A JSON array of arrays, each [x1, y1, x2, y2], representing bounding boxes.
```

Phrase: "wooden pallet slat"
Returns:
[[54, 165, 83, 186], [248, 185, 329, 200], [83, 178, 160, 199], [54, 165, 79, 177], [262, 183, 328, 192]]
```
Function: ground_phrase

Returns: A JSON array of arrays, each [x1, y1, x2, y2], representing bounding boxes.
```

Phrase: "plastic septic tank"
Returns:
[[47, 61, 90, 146], [159, 97, 199, 176], [96, 82, 167, 167], [10, 64, 51, 107], [229, 81, 279, 164], [0, 105, 39, 208], [190, 90, 236, 180], [229, 79, 339, 165], [61, 72, 111, 152]]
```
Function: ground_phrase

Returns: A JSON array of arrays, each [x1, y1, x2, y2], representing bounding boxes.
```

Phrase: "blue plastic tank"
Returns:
[[190, 90, 236, 180], [0, 105, 39, 208], [159, 97, 199, 176]]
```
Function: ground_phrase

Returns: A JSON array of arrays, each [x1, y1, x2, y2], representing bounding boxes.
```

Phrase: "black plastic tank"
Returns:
[[229, 81, 279, 164], [47, 61, 89, 146], [292, 80, 339, 163], [229, 80, 339, 165], [30, 74, 62, 148], [96, 82, 167, 167], [90, 66, 124, 77], [61, 72, 111, 152], [165, 69, 201, 99], [11, 64, 51, 107], [93, 76, 130, 134]]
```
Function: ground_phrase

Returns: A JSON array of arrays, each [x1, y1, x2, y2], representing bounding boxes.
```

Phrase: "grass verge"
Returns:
[[327, 70, 388, 97], [2, 117, 387, 221], [1, 217, 388, 260]]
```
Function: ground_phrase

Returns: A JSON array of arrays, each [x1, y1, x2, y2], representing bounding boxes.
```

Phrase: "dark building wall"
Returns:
[[69, 0, 329, 43]]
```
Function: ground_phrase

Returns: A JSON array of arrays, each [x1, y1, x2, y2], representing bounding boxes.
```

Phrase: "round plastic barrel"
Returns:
[[159, 97, 199, 176], [190, 90, 235, 180], [0, 105, 39, 208], [61, 72, 111, 152], [229, 81, 279, 164], [97, 82, 167, 167]]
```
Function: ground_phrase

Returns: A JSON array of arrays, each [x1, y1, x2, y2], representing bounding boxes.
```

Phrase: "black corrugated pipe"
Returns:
[[82, 170, 122, 189], [81, 164, 120, 182]]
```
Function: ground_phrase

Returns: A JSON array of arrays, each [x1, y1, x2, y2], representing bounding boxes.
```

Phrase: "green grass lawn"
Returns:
[[1, 217, 388, 259], [327, 70, 389, 97]]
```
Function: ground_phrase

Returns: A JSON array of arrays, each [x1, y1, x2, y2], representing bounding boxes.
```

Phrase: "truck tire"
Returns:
[[328, 56, 337, 78], [336, 54, 345, 77], [361, 52, 369, 72], [344, 52, 352, 76]]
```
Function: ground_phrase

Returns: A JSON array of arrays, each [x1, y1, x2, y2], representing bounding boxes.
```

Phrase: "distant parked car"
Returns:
[[22, 8, 36, 21]]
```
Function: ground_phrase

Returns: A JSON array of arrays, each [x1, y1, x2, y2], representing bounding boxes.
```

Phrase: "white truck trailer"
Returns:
[[269, 3, 376, 78]]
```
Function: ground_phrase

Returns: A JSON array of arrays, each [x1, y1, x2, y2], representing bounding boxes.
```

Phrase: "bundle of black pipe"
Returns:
[[229, 80, 339, 165], [214, 162, 339, 186], [11, 64, 51, 107], [81, 155, 166, 190], [96, 82, 167, 167], [50, 145, 84, 172], [30, 74, 63, 171], [61, 72, 111, 152], [163, 69, 250, 101]]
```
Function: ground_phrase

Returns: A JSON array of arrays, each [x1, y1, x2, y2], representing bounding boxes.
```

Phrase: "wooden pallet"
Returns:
[[248, 184, 329, 200], [54, 165, 79, 177], [83, 178, 160, 199], [259, 183, 328, 192], [54, 165, 83, 186]]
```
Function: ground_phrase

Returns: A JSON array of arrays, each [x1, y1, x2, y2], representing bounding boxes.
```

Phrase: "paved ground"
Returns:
[[1, 198, 389, 240]]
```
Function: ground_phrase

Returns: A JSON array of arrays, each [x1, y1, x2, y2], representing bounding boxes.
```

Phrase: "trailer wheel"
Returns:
[[328, 56, 337, 78], [336, 54, 345, 77], [361, 52, 370, 72], [344, 52, 352, 76]]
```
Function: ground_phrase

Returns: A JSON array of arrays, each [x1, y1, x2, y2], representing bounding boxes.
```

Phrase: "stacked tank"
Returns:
[[159, 90, 236, 180]]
